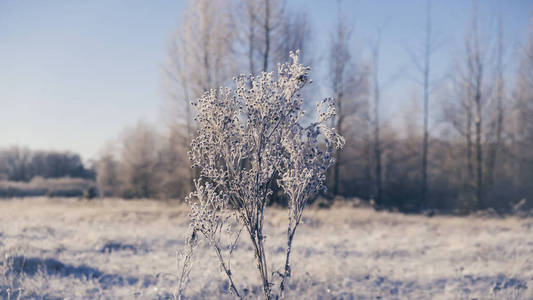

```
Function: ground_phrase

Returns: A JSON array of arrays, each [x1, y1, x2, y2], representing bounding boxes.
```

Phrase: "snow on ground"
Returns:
[[1, 197, 532, 299]]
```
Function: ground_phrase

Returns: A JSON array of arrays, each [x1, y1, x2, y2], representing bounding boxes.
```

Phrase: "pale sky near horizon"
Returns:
[[1, 0, 532, 162]]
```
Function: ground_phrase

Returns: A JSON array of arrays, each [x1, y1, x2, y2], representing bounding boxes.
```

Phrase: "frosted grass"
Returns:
[[0, 197, 532, 299]]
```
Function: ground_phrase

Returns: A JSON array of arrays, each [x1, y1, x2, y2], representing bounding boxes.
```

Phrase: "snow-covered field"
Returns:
[[1, 197, 532, 299]]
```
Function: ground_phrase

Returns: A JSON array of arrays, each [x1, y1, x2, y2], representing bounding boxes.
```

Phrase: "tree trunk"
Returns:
[[486, 17, 504, 192], [372, 31, 383, 207], [421, 0, 431, 210], [475, 79, 483, 209], [262, 0, 270, 72]]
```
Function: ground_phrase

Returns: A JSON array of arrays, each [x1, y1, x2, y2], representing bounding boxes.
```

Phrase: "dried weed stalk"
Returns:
[[176, 51, 344, 299]]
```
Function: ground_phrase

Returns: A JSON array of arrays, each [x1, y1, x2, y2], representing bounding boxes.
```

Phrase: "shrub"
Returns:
[[0, 177, 95, 198], [176, 51, 343, 299]]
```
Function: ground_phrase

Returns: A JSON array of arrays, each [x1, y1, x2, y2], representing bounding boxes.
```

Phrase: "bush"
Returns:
[[0, 177, 95, 198], [176, 51, 343, 299]]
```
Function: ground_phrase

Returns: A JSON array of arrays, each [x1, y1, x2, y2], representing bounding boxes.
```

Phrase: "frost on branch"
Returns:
[[179, 51, 344, 299]]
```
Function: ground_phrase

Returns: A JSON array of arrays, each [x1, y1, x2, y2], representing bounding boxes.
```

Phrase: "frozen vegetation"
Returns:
[[180, 51, 343, 299], [0, 197, 531, 299]]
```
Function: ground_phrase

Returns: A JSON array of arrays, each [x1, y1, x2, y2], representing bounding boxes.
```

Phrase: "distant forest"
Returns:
[[0, 146, 94, 181], [92, 1, 533, 214], [0, 147, 95, 198]]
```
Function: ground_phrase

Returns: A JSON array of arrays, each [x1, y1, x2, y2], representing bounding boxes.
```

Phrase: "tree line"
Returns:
[[0, 146, 94, 182], [94, 0, 533, 214]]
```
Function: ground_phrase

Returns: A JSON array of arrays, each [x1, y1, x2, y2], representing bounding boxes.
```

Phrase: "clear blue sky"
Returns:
[[1, 0, 531, 161]]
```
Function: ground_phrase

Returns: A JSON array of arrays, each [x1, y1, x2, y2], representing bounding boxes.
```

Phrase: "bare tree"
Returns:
[[327, 4, 368, 196], [515, 17, 533, 142], [95, 146, 119, 198], [163, 0, 236, 194], [329, 9, 350, 196], [236, 0, 284, 74], [467, 1, 486, 209], [512, 17, 533, 197], [0, 147, 32, 182], [168, 0, 236, 95], [118, 122, 161, 199], [442, 60, 476, 209], [275, 11, 312, 65], [486, 14, 505, 192], [159, 125, 191, 199], [258, 0, 283, 72], [442, 1, 489, 210], [406, 0, 437, 209], [236, 0, 312, 74], [418, 0, 435, 209], [420, 0, 432, 210], [370, 29, 383, 206]]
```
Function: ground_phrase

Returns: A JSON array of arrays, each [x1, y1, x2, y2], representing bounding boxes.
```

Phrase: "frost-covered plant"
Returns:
[[177, 51, 344, 300]]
